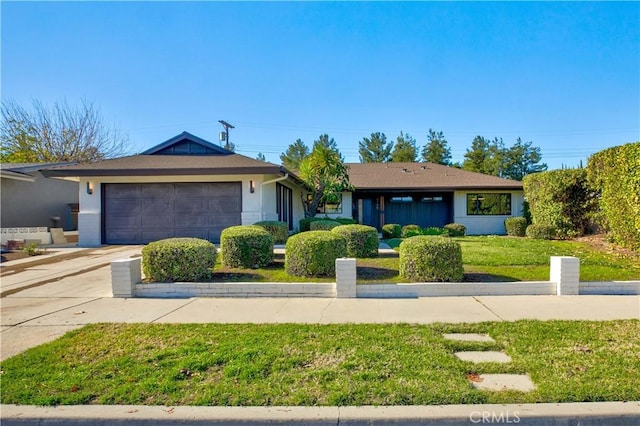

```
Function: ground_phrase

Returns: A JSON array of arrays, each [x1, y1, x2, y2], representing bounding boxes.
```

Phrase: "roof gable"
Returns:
[[141, 131, 233, 156]]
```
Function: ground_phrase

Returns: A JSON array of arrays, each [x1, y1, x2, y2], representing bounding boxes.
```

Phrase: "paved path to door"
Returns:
[[1, 246, 639, 360]]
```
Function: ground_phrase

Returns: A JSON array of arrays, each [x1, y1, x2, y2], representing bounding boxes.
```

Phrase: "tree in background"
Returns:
[[421, 129, 451, 165], [358, 131, 393, 163], [256, 152, 266, 162], [502, 138, 547, 180], [297, 134, 351, 218], [1, 98, 127, 163], [279, 138, 309, 170], [462, 136, 545, 180], [390, 131, 417, 162]]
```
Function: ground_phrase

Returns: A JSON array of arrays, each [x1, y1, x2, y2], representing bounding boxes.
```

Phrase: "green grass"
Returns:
[[146, 236, 638, 283], [383, 236, 640, 282], [1, 320, 638, 406]]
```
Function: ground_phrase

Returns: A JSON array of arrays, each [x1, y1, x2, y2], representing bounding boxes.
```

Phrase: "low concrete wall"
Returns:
[[112, 256, 640, 298], [579, 281, 640, 295], [357, 282, 554, 298], [135, 282, 336, 298], [0, 227, 52, 245]]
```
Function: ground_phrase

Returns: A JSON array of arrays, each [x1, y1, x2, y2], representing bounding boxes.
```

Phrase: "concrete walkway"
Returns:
[[1, 248, 639, 424]]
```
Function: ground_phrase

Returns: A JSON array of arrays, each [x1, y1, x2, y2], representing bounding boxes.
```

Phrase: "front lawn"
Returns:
[[1, 320, 638, 406], [207, 236, 639, 283]]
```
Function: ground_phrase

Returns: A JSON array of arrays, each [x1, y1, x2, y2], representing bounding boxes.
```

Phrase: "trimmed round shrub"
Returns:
[[254, 221, 289, 244], [382, 223, 401, 239], [310, 220, 341, 231], [526, 224, 556, 240], [220, 225, 274, 268], [299, 217, 326, 232], [142, 238, 216, 282], [401, 224, 422, 238], [335, 217, 358, 225], [331, 224, 379, 258], [285, 231, 347, 277], [422, 226, 448, 236], [399, 236, 463, 282], [505, 217, 528, 237], [444, 223, 466, 237]]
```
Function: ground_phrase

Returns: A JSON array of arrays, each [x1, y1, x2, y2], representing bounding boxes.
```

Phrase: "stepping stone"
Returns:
[[455, 351, 512, 363], [443, 333, 495, 343], [468, 374, 536, 392]]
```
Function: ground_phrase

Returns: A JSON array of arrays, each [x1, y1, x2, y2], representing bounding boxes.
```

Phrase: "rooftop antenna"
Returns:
[[218, 120, 235, 150]]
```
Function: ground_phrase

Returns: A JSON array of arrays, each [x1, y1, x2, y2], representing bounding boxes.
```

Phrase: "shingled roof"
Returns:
[[41, 154, 285, 177], [347, 162, 523, 191]]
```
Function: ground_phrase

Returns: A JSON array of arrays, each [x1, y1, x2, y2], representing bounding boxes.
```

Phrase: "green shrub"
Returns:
[[382, 224, 401, 239], [220, 225, 274, 269], [525, 224, 556, 240], [399, 236, 463, 282], [422, 227, 448, 236], [335, 217, 358, 225], [523, 169, 597, 239], [587, 142, 640, 250], [285, 231, 347, 277], [401, 224, 422, 238], [299, 217, 323, 232], [142, 238, 216, 282], [504, 217, 528, 237], [253, 221, 289, 244], [444, 223, 466, 237], [331, 224, 379, 258], [310, 220, 341, 231]]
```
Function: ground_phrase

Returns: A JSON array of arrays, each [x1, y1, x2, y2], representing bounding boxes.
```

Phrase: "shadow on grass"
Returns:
[[357, 266, 398, 281], [463, 273, 519, 282]]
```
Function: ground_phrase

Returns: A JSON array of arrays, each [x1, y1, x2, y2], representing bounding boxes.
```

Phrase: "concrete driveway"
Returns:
[[1, 246, 639, 361]]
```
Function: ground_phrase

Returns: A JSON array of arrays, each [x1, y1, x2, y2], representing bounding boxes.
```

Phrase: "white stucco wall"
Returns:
[[78, 174, 299, 247], [453, 190, 524, 235]]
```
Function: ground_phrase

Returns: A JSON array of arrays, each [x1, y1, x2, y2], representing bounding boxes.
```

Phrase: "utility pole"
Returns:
[[218, 120, 235, 150]]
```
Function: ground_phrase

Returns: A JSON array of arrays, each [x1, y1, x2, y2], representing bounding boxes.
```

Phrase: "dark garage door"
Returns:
[[104, 182, 241, 244]]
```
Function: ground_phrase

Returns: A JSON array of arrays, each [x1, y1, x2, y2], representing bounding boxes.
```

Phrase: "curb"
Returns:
[[1, 402, 639, 425]]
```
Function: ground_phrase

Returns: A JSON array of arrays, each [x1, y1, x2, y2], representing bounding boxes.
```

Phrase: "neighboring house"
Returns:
[[43, 132, 306, 246], [43, 131, 524, 247], [346, 162, 524, 235], [1, 163, 79, 231]]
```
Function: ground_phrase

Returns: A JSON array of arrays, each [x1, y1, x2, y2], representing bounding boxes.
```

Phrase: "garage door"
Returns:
[[104, 182, 241, 244]]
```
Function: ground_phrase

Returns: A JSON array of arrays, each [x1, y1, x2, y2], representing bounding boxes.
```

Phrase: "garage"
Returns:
[[103, 182, 241, 244]]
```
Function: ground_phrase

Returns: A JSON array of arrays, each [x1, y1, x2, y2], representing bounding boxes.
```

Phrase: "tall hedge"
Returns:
[[522, 169, 597, 239], [587, 142, 640, 249]]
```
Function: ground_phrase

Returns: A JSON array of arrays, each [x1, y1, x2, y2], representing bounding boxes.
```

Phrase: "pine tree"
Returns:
[[420, 129, 451, 165], [358, 132, 393, 163]]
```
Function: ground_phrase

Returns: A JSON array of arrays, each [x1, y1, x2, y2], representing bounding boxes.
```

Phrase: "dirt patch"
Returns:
[[573, 234, 640, 261], [0, 251, 48, 263]]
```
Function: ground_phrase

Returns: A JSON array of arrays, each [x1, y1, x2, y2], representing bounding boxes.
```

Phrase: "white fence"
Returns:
[[111, 256, 640, 299]]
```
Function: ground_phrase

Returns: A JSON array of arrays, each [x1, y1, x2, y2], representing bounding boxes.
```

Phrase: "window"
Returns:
[[467, 193, 512, 215], [390, 196, 413, 203], [421, 196, 443, 202], [308, 193, 343, 214]]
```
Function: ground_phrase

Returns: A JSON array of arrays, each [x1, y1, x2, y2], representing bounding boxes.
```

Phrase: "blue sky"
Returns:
[[2, 1, 638, 169]]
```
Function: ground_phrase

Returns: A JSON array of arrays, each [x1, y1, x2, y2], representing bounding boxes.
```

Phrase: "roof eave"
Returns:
[[42, 166, 284, 178]]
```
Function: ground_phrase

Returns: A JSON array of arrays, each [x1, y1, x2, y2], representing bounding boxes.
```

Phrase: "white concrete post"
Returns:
[[335, 258, 357, 298], [111, 258, 141, 298], [550, 256, 580, 295]]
